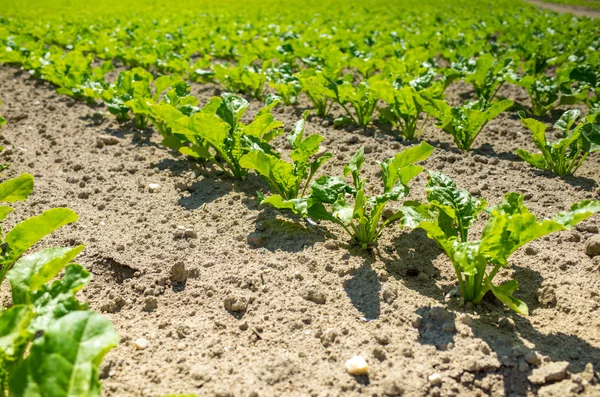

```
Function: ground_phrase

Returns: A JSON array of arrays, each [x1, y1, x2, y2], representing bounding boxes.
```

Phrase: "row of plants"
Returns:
[[2, 47, 600, 315], [0, 0, 599, 142], [0, 119, 118, 395]]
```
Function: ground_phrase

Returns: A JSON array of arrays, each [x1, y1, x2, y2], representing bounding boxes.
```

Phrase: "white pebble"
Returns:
[[428, 373, 442, 386], [148, 183, 161, 193], [345, 356, 369, 375], [134, 337, 149, 350]]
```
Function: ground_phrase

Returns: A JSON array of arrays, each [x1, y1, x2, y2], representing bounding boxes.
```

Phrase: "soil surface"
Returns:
[[1, 64, 600, 397], [525, 0, 600, 18]]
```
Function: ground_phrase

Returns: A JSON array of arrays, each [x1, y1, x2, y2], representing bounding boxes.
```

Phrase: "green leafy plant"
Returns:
[[261, 142, 434, 249], [101, 67, 155, 127], [298, 70, 336, 117], [516, 109, 600, 176], [377, 84, 436, 140], [422, 97, 513, 150], [169, 93, 283, 179], [400, 172, 600, 314], [267, 63, 301, 105], [203, 58, 271, 99], [518, 76, 588, 117], [240, 111, 332, 199], [463, 54, 516, 102], [331, 79, 382, 128], [0, 173, 118, 396]]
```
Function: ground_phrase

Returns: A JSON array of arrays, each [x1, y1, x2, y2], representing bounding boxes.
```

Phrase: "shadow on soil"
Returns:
[[381, 228, 446, 301], [343, 257, 382, 320], [247, 212, 329, 253], [410, 261, 600, 397]]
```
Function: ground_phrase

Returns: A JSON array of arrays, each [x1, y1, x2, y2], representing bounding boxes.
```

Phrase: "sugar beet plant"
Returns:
[[517, 109, 600, 176], [261, 142, 434, 249], [240, 111, 332, 200], [161, 93, 283, 179], [0, 172, 118, 395], [422, 96, 513, 150], [400, 172, 600, 314]]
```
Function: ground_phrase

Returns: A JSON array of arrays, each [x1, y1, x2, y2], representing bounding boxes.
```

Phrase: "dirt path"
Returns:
[[1, 65, 600, 396], [525, 0, 600, 18]]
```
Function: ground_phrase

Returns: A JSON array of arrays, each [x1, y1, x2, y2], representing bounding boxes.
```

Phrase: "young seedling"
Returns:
[[240, 111, 332, 200], [377, 83, 441, 141], [298, 70, 336, 117], [516, 109, 600, 176], [400, 172, 600, 314], [168, 93, 283, 179], [422, 96, 513, 150], [261, 142, 434, 249], [331, 79, 382, 128], [518, 75, 588, 117], [463, 54, 517, 102]]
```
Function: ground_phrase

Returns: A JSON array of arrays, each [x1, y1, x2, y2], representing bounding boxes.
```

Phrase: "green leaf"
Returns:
[[4, 209, 79, 259], [489, 280, 529, 315], [29, 264, 92, 332], [480, 194, 600, 266], [0, 206, 15, 221], [0, 305, 34, 357], [0, 174, 34, 203], [515, 149, 547, 169], [8, 246, 85, 305], [520, 117, 548, 149], [239, 151, 296, 199], [217, 93, 248, 131], [10, 311, 119, 397], [311, 176, 354, 204], [426, 171, 487, 241], [380, 142, 433, 193]]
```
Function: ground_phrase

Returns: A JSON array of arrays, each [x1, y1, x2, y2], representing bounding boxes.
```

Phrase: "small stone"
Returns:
[[134, 337, 149, 350], [525, 351, 542, 366], [171, 261, 187, 283], [458, 314, 473, 326], [189, 364, 213, 382], [428, 373, 442, 386], [525, 246, 538, 256], [97, 135, 121, 145], [499, 317, 515, 330], [585, 235, 600, 258], [224, 295, 248, 312], [174, 181, 188, 192], [247, 232, 264, 247], [184, 228, 197, 238], [314, 146, 328, 159], [321, 119, 331, 128], [345, 135, 359, 144], [345, 356, 368, 375], [381, 284, 398, 303], [174, 226, 186, 238], [143, 297, 158, 312], [324, 240, 338, 250], [528, 361, 569, 385], [148, 183, 161, 193], [302, 288, 327, 304]]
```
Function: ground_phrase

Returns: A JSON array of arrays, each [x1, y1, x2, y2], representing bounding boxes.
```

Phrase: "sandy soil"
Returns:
[[525, 0, 600, 18], [1, 64, 600, 397]]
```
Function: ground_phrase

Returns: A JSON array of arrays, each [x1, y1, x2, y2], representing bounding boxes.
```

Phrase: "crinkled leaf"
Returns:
[[7, 246, 85, 305], [10, 311, 119, 397]]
